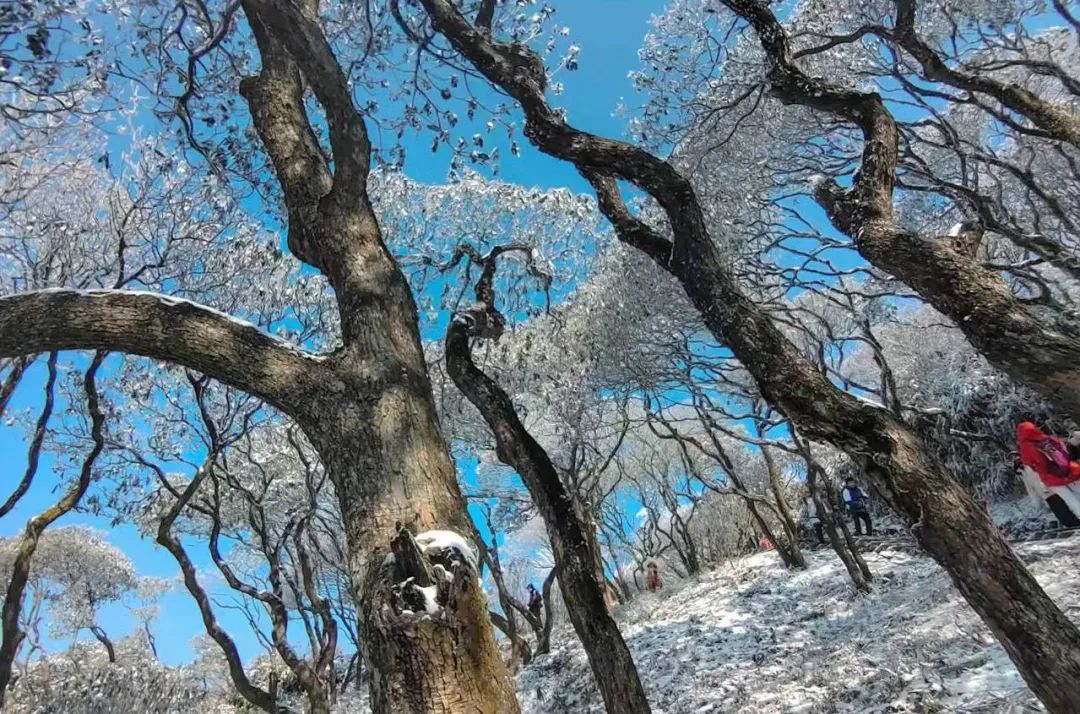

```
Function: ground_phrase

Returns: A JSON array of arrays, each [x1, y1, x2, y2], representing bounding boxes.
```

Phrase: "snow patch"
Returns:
[[418, 585, 441, 615], [947, 222, 965, 237], [414, 530, 478, 570], [516, 527, 1080, 713]]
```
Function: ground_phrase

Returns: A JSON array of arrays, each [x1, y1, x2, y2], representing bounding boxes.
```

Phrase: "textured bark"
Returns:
[[723, 0, 1080, 421], [358, 528, 515, 714], [444, 263, 651, 713], [239, 2, 517, 710], [0, 290, 317, 414], [417, 4, 1080, 711]]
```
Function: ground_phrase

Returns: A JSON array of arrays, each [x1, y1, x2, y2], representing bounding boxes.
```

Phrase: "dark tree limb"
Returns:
[[0, 352, 57, 519], [444, 250, 651, 714], [0, 354, 106, 708]]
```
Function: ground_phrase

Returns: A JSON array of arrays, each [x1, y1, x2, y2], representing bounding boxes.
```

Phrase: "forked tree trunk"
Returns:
[[233, 2, 520, 710]]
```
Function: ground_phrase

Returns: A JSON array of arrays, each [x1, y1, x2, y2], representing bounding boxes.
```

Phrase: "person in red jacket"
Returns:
[[645, 561, 662, 592], [1017, 421, 1080, 526], [1017, 422, 1080, 486]]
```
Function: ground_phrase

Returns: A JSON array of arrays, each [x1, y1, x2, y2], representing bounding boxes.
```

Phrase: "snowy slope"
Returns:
[[517, 539, 1080, 713]]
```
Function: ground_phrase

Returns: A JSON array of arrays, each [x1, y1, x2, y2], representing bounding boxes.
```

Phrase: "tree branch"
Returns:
[[0, 354, 106, 707], [0, 289, 319, 415], [888, 0, 1080, 148]]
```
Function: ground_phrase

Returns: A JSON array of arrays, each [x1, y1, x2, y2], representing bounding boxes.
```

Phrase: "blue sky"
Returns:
[[0, 0, 668, 667]]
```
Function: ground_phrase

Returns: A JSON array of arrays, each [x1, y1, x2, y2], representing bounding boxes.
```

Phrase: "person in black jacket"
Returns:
[[841, 478, 873, 536], [526, 583, 543, 620]]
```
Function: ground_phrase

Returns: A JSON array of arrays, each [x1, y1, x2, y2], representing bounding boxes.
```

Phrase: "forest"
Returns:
[[1, 0, 1080, 711]]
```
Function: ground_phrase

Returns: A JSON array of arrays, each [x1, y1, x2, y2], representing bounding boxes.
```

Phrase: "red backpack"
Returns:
[[1037, 436, 1072, 479]]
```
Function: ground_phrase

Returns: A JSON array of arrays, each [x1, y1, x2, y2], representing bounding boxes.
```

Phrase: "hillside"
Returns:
[[516, 537, 1080, 713]]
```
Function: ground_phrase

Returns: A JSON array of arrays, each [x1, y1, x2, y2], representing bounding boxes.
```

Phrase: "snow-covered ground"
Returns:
[[517, 538, 1080, 713]]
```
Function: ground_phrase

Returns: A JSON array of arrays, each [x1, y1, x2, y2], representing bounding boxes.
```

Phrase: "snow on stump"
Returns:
[[362, 525, 513, 712], [374, 526, 482, 627]]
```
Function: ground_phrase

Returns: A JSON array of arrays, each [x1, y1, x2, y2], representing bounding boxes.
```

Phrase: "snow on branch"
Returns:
[[0, 289, 322, 413]]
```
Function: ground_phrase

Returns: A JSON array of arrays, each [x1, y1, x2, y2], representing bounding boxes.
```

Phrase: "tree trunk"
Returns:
[[90, 626, 117, 664], [233, 2, 520, 709], [536, 567, 558, 656], [806, 459, 871, 592], [731, 477, 805, 569], [447, 314, 652, 714], [303, 394, 518, 714], [581, 509, 616, 612], [818, 469, 874, 583], [489, 610, 532, 672], [761, 445, 802, 548]]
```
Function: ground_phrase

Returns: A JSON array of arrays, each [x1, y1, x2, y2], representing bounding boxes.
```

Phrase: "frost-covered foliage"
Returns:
[[0, 527, 137, 643], [6, 640, 219, 714], [629, 0, 1080, 311]]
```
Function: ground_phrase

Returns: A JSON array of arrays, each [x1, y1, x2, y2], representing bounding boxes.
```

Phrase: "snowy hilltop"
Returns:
[[516, 539, 1080, 713]]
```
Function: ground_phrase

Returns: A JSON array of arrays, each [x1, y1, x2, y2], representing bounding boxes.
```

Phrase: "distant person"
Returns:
[[1017, 422, 1080, 526], [801, 494, 826, 545], [526, 583, 543, 620], [842, 478, 873, 536], [1069, 431, 1080, 463], [645, 561, 662, 592], [760, 536, 774, 551]]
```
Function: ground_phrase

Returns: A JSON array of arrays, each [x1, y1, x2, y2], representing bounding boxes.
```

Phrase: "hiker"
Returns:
[[801, 494, 826, 545], [645, 561, 662, 592], [1017, 421, 1080, 527], [842, 478, 873, 536], [526, 583, 543, 620], [760, 536, 774, 551]]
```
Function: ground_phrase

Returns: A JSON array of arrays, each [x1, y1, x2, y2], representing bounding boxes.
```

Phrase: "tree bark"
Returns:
[[416, 5, 1080, 711], [238, 2, 519, 710]]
